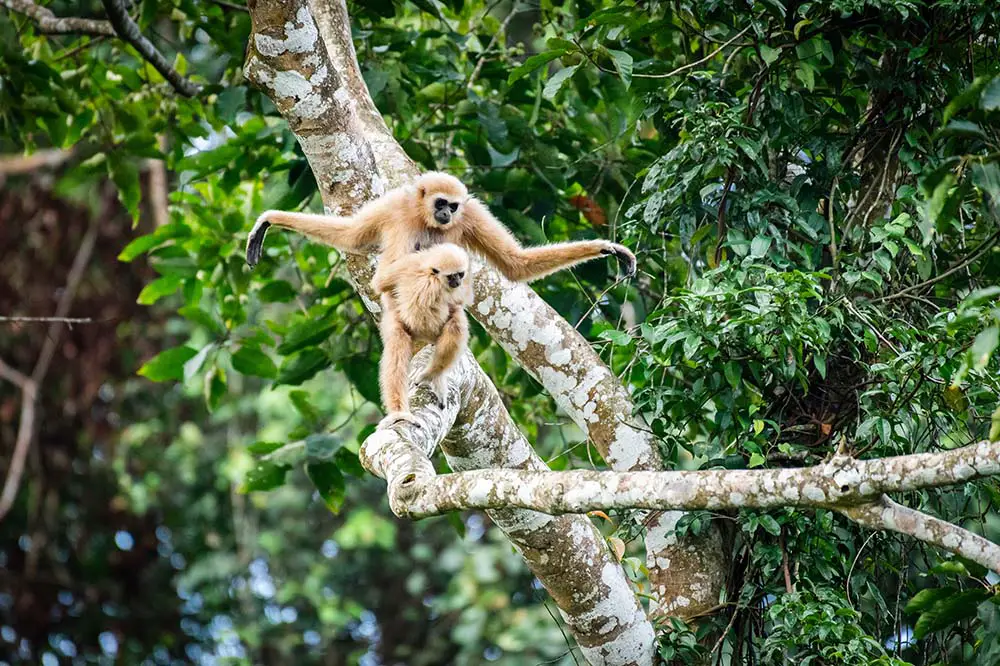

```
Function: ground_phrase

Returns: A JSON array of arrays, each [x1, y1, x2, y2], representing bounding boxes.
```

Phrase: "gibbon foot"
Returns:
[[600, 243, 637, 278], [246, 214, 272, 268], [377, 412, 422, 430]]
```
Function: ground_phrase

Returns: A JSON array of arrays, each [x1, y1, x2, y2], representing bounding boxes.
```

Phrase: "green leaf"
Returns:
[[759, 45, 781, 66], [277, 349, 331, 386], [289, 390, 320, 423], [748, 452, 766, 468], [912, 589, 990, 639], [750, 235, 772, 259], [508, 50, 566, 85], [599, 329, 632, 346], [343, 356, 381, 405], [753, 419, 764, 435], [814, 353, 827, 379], [542, 64, 580, 101], [981, 76, 1000, 111], [258, 280, 298, 304], [971, 326, 999, 370], [724, 361, 742, 389], [306, 462, 346, 514], [183, 344, 214, 382], [232, 347, 278, 379], [277, 317, 338, 355], [138, 346, 198, 382], [606, 48, 633, 88], [108, 156, 141, 225], [758, 515, 781, 537], [943, 75, 992, 124], [905, 588, 956, 614], [304, 433, 345, 461], [204, 365, 226, 411], [240, 461, 289, 493], [118, 234, 162, 262], [137, 275, 183, 305]]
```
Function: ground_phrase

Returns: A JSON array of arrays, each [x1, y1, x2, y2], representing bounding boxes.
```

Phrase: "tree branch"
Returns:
[[0, 0, 114, 35], [363, 438, 1000, 571], [100, 0, 202, 97]]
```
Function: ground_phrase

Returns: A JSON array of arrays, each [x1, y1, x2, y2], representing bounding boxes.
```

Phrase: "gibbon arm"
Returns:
[[419, 307, 469, 381], [371, 256, 411, 295], [247, 191, 406, 267], [461, 199, 637, 281]]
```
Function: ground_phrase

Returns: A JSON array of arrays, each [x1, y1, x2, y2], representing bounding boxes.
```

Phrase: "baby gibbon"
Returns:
[[247, 171, 637, 285], [371, 243, 473, 422]]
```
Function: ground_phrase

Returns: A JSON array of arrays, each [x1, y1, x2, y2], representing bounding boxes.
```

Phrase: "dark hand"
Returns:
[[600, 243, 637, 278], [246, 214, 272, 268]]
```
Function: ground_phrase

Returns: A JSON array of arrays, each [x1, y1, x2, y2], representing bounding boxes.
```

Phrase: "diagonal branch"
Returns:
[[100, 0, 202, 97], [1, 0, 201, 97]]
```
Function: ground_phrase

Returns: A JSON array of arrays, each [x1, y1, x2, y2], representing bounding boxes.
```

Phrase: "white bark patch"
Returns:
[[254, 6, 318, 56], [608, 423, 649, 471]]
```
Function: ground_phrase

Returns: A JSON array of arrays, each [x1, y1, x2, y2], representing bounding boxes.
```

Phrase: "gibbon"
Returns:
[[371, 243, 473, 423], [246, 171, 637, 283]]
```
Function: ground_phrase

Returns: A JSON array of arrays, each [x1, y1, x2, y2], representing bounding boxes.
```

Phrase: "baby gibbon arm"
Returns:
[[418, 307, 469, 381], [247, 190, 406, 268], [371, 256, 410, 295], [415, 307, 468, 409], [461, 198, 637, 281]]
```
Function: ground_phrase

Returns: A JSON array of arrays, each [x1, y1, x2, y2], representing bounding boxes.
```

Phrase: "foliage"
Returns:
[[3, 0, 1000, 663]]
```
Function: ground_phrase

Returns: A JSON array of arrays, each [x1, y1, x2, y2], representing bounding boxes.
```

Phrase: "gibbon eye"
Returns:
[[448, 202, 459, 212], [432, 268, 440, 274], [434, 198, 448, 210], [456, 272, 465, 279]]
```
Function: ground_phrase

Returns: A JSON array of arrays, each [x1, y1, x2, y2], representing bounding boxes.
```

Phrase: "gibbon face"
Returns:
[[416, 172, 468, 229], [421, 243, 469, 290]]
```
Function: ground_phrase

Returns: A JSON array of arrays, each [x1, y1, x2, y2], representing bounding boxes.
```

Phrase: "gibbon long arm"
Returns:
[[246, 191, 411, 267], [460, 199, 637, 282]]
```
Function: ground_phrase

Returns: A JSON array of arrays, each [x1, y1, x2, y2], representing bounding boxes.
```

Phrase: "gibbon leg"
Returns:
[[414, 309, 468, 409], [246, 211, 381, 267], [377, 297, 418, 428]]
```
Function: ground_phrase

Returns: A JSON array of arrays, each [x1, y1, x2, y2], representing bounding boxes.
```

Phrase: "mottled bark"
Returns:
[[365, 440, 1000, 572], [245, 1, 657, 662]]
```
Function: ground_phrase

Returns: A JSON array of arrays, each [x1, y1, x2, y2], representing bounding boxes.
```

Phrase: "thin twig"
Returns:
[[1, 0, 114, 35], [100, 0, 202, 97], [877, 230, 1000, 303], [632, 26, 751, 79], [0, 316, 94, 324], [0, 217, 99, 522]]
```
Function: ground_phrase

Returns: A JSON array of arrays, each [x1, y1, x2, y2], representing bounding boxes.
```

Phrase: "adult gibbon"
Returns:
[[371, 243, 473, 422], [246, 171, 637, 283]]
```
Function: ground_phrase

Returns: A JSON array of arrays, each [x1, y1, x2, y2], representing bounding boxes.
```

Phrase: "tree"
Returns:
[[3, 0, 1000, 664]]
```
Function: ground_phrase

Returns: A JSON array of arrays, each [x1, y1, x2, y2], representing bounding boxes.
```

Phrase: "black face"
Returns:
[[446, 271, 464, 289], [433, 197, 460, 224]]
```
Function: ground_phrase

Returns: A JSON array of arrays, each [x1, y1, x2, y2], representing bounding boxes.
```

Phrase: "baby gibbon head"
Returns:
[[420, 243, 469, 290], [414, 172, 468, 228]]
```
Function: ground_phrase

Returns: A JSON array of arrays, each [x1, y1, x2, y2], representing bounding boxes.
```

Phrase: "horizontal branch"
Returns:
[[0, 316, 93, 325], [368, 440, 1000, 518]]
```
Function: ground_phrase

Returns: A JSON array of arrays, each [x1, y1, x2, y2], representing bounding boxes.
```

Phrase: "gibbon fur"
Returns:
[[247, 171, 637, 283], [372, 243, 473, 420]]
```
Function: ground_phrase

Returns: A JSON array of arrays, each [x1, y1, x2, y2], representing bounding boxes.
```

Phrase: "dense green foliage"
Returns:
[[2, 0, 1000, 664]]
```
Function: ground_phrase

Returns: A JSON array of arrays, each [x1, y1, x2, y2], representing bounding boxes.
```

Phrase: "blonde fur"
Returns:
[[247, 171, 637, 420], [373, 244, 472, 417], [247, 171, 637, 282]]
